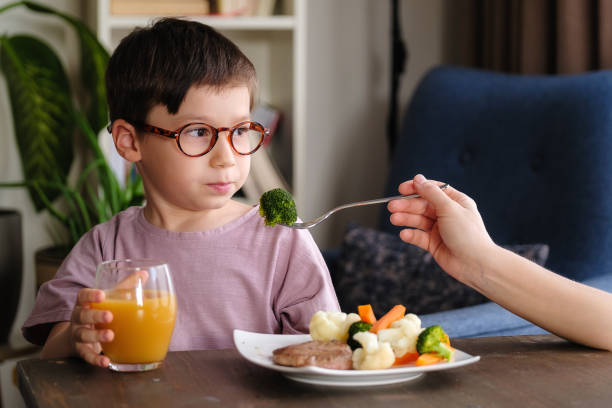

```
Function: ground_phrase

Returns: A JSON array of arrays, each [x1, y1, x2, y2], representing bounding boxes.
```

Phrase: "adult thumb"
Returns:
[[413, 174, 452, 211]]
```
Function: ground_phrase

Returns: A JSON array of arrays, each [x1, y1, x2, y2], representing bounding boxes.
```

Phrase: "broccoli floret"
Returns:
[[416, 325, 453, 360], [347, 321, 373, 350], [259, 188, 298, 227]]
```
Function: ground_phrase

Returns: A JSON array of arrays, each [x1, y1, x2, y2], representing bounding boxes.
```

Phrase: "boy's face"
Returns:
[[136, 85, 252, 213]]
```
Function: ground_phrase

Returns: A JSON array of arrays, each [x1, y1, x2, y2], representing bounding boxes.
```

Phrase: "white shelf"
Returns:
[[105, 15, 295, 31]]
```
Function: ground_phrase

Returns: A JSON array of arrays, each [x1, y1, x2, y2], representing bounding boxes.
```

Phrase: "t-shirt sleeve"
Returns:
[[274, 230, 340, 334], [21, 228, 104, 345]]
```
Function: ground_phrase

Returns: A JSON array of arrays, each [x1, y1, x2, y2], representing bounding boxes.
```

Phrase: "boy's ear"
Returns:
[[111, 119, 141, 162]]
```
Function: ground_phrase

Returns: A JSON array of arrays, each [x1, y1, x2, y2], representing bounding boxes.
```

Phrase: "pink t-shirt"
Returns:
[[22, 206, 340, 350]]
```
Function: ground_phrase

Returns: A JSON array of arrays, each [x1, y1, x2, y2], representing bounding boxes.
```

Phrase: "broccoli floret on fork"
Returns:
[[259, 188, 298, 227]]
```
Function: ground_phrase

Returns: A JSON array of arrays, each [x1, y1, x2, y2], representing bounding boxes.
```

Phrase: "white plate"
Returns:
[[233, 329, 480, 387]]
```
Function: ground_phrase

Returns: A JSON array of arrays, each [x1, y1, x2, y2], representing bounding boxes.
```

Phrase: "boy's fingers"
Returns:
[[115, 270, 149, 289], [72, 307, 113, 325], [74, 326, 114, 343], [76, 289, 105, 305], [75, 343, 109, 367]]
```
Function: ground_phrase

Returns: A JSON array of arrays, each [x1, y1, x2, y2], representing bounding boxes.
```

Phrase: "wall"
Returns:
[[305, 0, 450, 249], [299, 0, 389, 249], [0, 0, 81, 348], [398, 0, 449, 125]]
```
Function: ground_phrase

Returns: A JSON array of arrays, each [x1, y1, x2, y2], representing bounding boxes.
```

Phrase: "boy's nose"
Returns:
[[208, 131, 236, 167]]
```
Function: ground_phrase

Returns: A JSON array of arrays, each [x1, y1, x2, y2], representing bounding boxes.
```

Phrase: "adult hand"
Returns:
[[388, 174, 496, 285]]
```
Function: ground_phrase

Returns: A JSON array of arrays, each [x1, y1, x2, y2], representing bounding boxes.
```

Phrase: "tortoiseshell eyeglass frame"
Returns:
[[106, 121, 269, 157]]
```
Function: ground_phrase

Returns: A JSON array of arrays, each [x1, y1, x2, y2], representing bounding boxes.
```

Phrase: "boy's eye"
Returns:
[[183, 125, 213, 138], [234, 127, 249, 137]]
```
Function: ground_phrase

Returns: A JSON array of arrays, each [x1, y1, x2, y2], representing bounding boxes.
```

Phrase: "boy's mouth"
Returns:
[[207, 182, 234, 194]]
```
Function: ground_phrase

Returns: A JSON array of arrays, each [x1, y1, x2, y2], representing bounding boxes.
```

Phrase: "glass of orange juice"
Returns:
[[92, 259, 177, 372]]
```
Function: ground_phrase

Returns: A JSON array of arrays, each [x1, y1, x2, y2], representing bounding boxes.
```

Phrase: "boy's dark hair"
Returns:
[[106, 18, 257, 126]]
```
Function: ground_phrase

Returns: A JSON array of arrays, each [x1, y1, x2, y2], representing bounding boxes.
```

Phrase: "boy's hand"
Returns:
[[388, 174, 496, 285], [69, 288, 114, 367]]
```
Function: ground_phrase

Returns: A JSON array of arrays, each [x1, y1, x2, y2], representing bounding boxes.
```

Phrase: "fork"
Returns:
[[282, 183, 449, 229]]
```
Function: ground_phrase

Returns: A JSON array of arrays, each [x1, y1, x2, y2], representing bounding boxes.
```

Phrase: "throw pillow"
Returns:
[[333, 223, 549, 316]]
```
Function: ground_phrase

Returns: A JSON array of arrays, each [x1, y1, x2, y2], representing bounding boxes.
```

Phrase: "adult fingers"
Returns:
[[388, 196, 431, 216], [397, 179, 417, 196], [398, 177, 447, 196], [398, 228, 431, 251], [390, 212, 434, 231], [412, 174, 456, 212], [408, 176, 477, 212], [445, 187, 478, 211]]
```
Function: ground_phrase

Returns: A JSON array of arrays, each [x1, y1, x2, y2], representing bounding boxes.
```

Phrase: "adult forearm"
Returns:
[[471, 246, 612, 351], [40, 322, 74, 359]]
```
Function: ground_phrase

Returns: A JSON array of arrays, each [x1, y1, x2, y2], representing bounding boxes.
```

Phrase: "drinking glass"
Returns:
[[92, 259, 177, 372]]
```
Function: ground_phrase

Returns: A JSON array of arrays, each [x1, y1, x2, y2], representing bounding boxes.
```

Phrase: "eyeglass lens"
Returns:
[[179, 123, 263, 156]]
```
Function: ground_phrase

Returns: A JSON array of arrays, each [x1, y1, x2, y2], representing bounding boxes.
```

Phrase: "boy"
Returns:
[[22, 18, 340, 367]]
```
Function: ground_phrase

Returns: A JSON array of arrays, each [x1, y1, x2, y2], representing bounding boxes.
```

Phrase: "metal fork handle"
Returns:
[[331, 183, 449, 213], [306, 183, 450, 227]]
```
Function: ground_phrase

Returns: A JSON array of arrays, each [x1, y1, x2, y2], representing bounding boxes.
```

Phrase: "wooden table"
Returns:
[[16, 335, 612, 407]]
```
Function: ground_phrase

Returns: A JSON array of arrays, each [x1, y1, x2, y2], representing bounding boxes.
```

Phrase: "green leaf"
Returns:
[[21, 1, 110, 134], [0, 35, 75, 211], [0, 2, 143, 249]]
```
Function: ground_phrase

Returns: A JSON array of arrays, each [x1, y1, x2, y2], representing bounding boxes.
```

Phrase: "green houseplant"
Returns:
[[0, 1, 144, 284]]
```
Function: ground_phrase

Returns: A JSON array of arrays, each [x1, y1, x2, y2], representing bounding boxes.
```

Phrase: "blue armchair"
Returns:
[[328, 65, 612, 337]]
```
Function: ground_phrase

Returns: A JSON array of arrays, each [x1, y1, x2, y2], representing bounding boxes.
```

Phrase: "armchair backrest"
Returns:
[[381, 65, 612, 282]]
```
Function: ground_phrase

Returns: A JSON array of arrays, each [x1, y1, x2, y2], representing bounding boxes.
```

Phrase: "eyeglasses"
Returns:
[[107, 121, 269, 157]]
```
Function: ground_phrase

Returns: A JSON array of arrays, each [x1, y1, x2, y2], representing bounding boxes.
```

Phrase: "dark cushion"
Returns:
[[333, 224, 549, 315]]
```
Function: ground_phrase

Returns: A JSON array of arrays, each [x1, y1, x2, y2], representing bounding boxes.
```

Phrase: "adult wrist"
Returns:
[[466, 242, 506, 293]]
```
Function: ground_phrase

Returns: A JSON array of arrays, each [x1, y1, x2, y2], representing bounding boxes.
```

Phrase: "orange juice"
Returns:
[[92, 289, 177, 364]]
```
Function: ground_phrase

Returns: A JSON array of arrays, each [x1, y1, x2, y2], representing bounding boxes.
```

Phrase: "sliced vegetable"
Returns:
[[357, 304, 376, 324], [370, 304, 406, 333], [392, 352, 419, 366], [415, 353, 444, 366]]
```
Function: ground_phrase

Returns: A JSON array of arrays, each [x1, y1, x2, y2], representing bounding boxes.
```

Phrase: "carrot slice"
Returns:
[[415, 353, 444, 366], [357, 304, 377, 324], [369, 304, 406, 333], [440, 333, 456, 351], [392, 352, 419, 366]]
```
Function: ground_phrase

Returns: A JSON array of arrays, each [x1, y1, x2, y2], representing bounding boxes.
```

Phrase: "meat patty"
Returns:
[[272, 340, 353, 370]]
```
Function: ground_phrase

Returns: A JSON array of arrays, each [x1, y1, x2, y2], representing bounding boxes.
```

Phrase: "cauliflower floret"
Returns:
[[377, 313, 423, 358], [309, 311, 360, 342], [351, 331, 395, 370]]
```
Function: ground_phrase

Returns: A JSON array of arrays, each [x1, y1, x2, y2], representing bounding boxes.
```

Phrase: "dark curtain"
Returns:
[[449, 0, 612, 74]]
